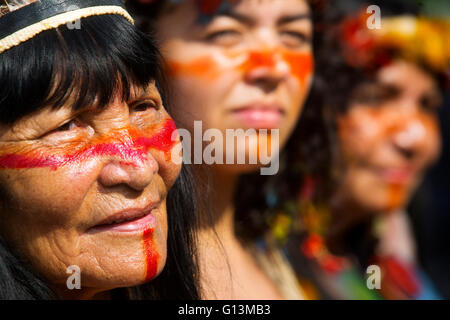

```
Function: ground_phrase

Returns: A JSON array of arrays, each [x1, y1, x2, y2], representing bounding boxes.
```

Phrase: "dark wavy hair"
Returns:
[[275, 0, 448, 263], [234, 0, 447, 242], [0, 14, 199, 299], [280, 0, 447, 206]]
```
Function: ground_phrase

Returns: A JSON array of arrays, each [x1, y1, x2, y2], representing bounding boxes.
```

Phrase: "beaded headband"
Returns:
[[0, 0, 134, 54]]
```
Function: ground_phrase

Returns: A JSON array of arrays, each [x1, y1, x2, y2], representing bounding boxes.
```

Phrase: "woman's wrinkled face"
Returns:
[[156, 0, 313, 171], [0, 83, 181, 296], [337, 61, 442, 213]]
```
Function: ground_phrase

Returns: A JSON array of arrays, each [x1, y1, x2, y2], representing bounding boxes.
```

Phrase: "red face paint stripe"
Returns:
[[0, 153, 63, 170], [0, 118, 179, 170], [136, 117, 178, 153], [143, 227, 159, 281]]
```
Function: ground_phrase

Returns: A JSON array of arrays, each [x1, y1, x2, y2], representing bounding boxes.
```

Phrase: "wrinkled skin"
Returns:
[[0, 83, 181, 298]]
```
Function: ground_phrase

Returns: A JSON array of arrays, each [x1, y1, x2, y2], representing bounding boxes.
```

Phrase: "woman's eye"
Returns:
[[41, 119, 84, 139], [204, 29, 242, 46], [131, 101, 158, 113], [280, 30, 310, 48], [420, 94, 442, 113], [54, 120, 80, 132], [351, 84, 399, 106]]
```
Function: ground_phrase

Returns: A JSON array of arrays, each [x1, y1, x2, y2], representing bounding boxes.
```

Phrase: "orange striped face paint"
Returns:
[[167, 49, 313, 89], [281, 51, 314, 86], [0, 118, 178, 170]]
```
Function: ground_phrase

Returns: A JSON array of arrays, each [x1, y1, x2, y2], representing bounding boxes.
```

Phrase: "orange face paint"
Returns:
[[168, 57, 220, 79], [167, 49, 313, 88], [281, 51, 314, 86], [238, 50, 313, 86], [240, 51, 278, 70], [386, 183, 406, 212], [0, 118, 178, 170]]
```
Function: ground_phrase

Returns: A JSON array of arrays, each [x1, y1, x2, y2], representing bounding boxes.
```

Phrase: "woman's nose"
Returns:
[[391, 118, 427, 159], [243, 51, 290, 90], [98, 153, 159, 192]]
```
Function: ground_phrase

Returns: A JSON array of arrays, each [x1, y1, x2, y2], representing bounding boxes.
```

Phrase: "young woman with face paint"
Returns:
[[279, 0, 449, 299], [0, 0, 199, 299], [128, 0, 315, 299]]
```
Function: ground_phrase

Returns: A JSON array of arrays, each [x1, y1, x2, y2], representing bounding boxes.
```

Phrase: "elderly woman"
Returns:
[[0, 0, 199, 299], [279, 0, 449, 300]]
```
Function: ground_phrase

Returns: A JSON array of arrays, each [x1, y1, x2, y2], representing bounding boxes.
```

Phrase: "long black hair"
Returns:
[[294, 0, 450, 216], [281, 0, 448, 263], [0, 14, 199, 299], [235, 0, 442, 244]]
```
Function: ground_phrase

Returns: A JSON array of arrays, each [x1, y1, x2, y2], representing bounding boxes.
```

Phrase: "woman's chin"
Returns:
[[53, 233, 167, 290], [75, 258, 165, 291]]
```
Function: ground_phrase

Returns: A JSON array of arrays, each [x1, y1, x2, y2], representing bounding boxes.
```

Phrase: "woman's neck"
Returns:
[[196, 168, 282, 299], [198, 168, 239, 242]]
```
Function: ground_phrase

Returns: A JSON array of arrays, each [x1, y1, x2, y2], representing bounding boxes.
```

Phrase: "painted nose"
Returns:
[[98, 139, 159, 192], [391, 118, 427, 159], [243, 51, 290, 91], [99, 156, 158, 192]]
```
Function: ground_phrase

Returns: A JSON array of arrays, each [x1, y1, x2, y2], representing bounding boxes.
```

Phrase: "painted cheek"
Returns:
[[280, 51, 313, 88], [0, 119, 179, 170], [143, 226, 159, 281], [167, 56, 222, 79], [342, 110, 384, 145], [137, 118, 179, 162], [240, 51, 313, 86], [167, 49, 314, 88]]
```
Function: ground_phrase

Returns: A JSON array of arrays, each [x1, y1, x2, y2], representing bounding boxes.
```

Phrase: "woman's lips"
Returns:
[[374, 167, 417, 185], [231, 103, 285, 129], [88, 206, 157, 234]]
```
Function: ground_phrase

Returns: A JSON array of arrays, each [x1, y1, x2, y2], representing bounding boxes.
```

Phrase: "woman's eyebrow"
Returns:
[[126, 84, 152, 101], [220, 10, 253, 25], [127, 89, 158, 105], [277, 13, 311, 26], [218, 11, 311, 26]]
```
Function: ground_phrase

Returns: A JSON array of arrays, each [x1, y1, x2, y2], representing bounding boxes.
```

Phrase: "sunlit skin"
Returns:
[[157, 0, 313, 171], [168, 50, 313, 88], [0, 119, 177, 169], [152, 0, 312, 299], [0, 83, 181, 299], [336, 60, 442, 219]]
